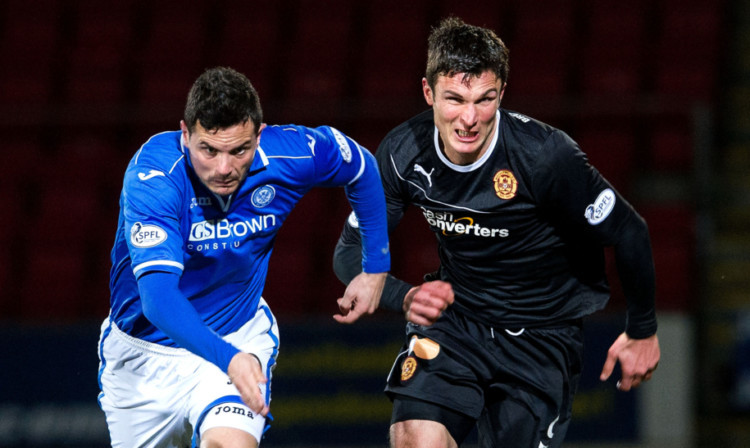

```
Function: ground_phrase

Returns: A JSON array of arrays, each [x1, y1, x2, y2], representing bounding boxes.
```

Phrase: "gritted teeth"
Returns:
[[457, 130, 476, 138]]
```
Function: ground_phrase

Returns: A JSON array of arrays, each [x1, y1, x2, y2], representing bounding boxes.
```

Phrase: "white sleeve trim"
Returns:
[[133, 260, 184, 276]]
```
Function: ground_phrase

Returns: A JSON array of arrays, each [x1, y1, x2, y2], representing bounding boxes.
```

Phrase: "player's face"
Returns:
[[181, 119, 264, 196], [423, 71, 504, 165]]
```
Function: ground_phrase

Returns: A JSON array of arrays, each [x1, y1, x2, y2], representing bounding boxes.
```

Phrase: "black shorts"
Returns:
[[385, 308, 584, 447]]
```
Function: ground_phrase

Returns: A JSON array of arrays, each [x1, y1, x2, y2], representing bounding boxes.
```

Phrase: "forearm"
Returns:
[[333, 238, 411, 312], [344, 151, 390, 274], [614, 217, 658, 338], [138, 272, 240, 371]]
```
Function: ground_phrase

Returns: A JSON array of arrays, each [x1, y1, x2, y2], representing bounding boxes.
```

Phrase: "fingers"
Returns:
[[333, 296, 364, 324], [228, 352, 270, 416], [599, 354, 616, 381], [405, 281, 454, 326], [238, 382, 269, 416]]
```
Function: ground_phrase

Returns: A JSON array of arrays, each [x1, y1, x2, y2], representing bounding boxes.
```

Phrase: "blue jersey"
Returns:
[[109, 124, 390, 347]]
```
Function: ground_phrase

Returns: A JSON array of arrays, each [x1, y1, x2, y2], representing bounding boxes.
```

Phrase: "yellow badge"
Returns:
[[401, 356, 417, 381], [493, 170, 518, 200], [413, 337, 440, 360]]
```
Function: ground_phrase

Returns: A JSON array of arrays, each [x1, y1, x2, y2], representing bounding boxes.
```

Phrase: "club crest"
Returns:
[[401, 356, 417, 382], [493, 169, 517, 200]]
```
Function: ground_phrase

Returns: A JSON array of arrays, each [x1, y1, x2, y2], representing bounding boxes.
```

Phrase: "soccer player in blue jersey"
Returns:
[[334, 18, 660, 447], [97, 67, 390, 447]]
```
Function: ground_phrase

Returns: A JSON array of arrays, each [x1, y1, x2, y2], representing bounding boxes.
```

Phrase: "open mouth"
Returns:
[[456, 129, 478, 141]]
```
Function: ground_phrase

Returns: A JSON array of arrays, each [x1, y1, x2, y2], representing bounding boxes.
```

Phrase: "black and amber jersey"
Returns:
[[337, 108, 657, 336]]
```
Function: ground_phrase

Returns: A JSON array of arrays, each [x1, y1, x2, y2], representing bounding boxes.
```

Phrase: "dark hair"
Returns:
[[425, 17, 510, 90], [184, 67, 263, 133]]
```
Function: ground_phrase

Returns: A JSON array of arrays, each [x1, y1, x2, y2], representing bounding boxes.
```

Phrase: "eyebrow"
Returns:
[[199, 140, 253, 152], [442, 87, 499, 98]]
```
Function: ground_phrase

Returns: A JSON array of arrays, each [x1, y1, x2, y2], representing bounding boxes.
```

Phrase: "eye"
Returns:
[[232, 146, 250, 156]]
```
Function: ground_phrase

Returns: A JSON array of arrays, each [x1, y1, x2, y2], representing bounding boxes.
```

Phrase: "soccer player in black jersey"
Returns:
[[333, 17, 660, 448]]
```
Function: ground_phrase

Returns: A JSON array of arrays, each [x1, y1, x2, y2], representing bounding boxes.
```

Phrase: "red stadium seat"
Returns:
[[436, 0, 505, 33], [0, 0, 63, 103], [637, 203, 696, 310], [134, 1, 211, 104], [574, 124, 638, 193], [653, 0, 723, 100], [284, 0, 357, 100], [579, 0, 649, 96], [214, 0, 283, 100], [648, 120, 694, 171], [19, 248, 88, 321], [507, 1, 576, 97], [356, 0, 430, 103], [64, 0, 137, 104]]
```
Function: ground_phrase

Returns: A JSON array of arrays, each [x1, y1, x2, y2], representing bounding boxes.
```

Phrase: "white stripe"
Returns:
[[133, 260, 184, 276], [389, 155, 493, 215], [347, 141, 367, 185], [266, 155, 312, 159], [256, 145, 270, 166], [168, 155, 184, 174]]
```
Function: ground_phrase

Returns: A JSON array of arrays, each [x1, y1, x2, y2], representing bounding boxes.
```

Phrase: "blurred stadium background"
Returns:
[[0, 0, 746, 446]]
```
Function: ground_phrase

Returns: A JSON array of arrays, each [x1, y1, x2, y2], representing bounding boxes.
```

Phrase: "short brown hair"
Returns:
[[425, 17, 510, 89]]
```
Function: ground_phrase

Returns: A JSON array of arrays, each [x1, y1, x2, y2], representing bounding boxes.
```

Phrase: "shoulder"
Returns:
[[257, 124, 311, 156], [124, 131, 187, 196], [381, 109, 434, 151], [377, 109, 434, 166], [131, 130, 185, 171], [500, 109, 578, 163]]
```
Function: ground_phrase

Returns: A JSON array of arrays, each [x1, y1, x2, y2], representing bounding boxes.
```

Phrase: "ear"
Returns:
[[180, 120, 190, 145], [422, 78, 434, 106]]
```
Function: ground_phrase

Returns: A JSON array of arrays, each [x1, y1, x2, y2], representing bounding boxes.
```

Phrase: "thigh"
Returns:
[[190, 301, 280, 444], [98, 323, 196, 448], [390, 395, 474, 446], [478, 324, 584, 448]]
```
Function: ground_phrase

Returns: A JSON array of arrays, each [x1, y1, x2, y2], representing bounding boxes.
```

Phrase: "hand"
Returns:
[[227, 352, 269, 416], [403, 280, 454, 326], [600, 332, 660, 391], [333, 272, 387, 324]]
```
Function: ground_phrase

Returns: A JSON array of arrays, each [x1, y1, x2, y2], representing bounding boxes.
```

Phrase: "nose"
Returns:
[[216, 154, 233, 176], [459, 104, 478, 126]]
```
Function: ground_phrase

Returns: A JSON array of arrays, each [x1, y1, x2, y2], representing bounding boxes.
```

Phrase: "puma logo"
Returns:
[[414, 163, 434, 187]]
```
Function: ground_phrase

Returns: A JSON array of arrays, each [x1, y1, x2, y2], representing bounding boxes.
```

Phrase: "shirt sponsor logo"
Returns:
[[493, 169, 518, 200], [331, 128, 352, 163], [251, 185, 276, 208], [188, 216, 277, 242], [585, 188, 616, 225], [130, 222, 167, 248], [422, 208, 509, 238]]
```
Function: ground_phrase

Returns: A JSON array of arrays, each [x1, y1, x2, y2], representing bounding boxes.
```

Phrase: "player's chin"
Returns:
[[209, 184, 238, 195]]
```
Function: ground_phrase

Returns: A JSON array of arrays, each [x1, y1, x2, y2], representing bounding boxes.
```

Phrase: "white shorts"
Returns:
[[97, 298, 279, 448]]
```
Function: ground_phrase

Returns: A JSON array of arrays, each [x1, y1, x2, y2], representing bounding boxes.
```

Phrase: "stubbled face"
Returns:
[[423, 70, 505, 165], [180, 119, 264, 196]]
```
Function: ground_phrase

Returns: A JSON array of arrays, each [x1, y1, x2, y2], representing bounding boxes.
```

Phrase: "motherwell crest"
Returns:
[[493, 170, 517, 200]]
